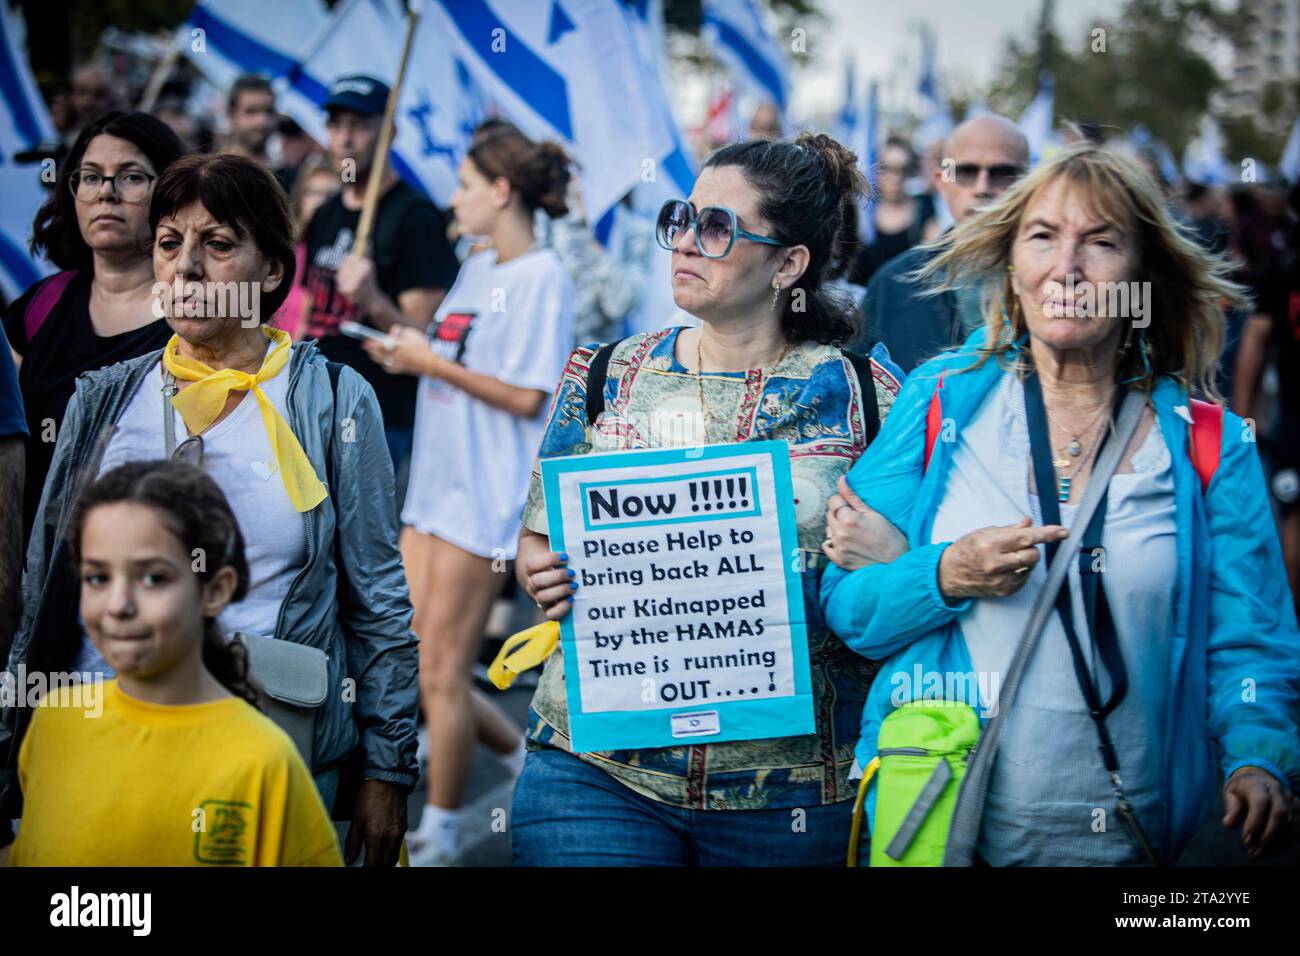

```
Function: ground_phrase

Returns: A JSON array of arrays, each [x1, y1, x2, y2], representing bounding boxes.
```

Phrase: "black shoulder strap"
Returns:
[[843, 349, 881, 444], [585, 340, 621, 427]]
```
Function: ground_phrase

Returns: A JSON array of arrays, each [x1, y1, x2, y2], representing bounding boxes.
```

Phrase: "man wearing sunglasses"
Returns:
[[857, 114, 1029, 372]]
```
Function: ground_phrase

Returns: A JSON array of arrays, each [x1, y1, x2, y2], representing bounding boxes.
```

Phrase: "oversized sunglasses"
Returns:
[[655, 199, 783, 259]]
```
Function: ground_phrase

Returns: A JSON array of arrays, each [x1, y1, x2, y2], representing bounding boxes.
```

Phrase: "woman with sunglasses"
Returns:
[[508, 133, 905, 867], [3, 111, 184, 546], [4, 154, 419, 867]]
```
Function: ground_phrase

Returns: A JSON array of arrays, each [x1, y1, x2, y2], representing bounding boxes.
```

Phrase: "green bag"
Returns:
[[866, 700, 980, 867]]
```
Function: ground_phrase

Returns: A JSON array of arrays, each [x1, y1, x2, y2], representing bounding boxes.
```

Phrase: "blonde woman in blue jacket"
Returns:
[[821, 142, 1300, 865]]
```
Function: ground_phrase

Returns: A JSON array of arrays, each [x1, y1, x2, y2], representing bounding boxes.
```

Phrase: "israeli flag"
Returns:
[[857, 80, 879, 244], [1182, 114, 1231, 186], [0, 4, 56, 301], [622, 0, 695, 203], [281, 0, 486, 207], [700, 0, 790, 116], [836, 58, 857, 145], [1129, 123, 1180, 185], [179, 0, 328, 95], [438, 0, 677, 235], [1019, 72, 1055, 166], [914, 28, 952, 149], [1279, 115, 1300, 184], [615, 0, 697, 333]]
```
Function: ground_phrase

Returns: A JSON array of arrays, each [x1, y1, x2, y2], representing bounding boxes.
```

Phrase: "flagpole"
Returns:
[[138, 45, 181, 114], [353, 2, 421, 256]]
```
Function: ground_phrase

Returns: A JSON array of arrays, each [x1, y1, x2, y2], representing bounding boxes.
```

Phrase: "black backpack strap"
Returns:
[[585, 340, 621, 427], [842, 349, 881, 444]]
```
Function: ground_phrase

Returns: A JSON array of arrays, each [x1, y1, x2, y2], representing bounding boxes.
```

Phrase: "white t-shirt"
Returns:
[[94, 353, 308, 640], [403, 246, 575, 558]]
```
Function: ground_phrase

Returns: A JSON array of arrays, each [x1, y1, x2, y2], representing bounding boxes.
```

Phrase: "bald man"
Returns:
[[857, 114, 1029, 372]]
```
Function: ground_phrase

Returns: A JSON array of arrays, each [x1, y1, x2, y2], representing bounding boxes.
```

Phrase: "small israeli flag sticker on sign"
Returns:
[[672, 710, 721, 739]]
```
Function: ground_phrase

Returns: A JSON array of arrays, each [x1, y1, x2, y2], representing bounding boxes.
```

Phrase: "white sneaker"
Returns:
[[408, 840, 462, 867]]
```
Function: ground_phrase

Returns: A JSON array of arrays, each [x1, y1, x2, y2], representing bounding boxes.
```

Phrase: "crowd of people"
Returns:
[[0, 51, 1298, 869]]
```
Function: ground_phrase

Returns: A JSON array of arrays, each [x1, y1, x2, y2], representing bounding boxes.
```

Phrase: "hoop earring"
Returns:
[[1120, 326, 1151, 385], [770, 283, 781, 312]]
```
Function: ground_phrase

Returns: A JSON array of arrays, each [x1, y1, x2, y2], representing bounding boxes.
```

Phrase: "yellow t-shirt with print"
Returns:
[[7, 679, 342, 867]]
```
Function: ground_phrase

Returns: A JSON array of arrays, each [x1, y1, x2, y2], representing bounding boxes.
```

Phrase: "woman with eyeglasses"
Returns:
[[506, 133, 905, 867], [3, 111, 183, 545], [3, 153, 419, 867]]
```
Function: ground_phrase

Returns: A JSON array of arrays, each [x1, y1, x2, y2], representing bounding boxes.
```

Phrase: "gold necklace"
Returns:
[[695, 334, 791, 440]]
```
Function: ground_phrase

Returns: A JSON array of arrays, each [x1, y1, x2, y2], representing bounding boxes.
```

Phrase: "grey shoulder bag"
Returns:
[[161, 370, 329, 766]]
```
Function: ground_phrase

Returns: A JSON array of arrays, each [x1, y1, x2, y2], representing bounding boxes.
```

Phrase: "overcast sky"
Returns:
[[787, 0, 1132, 117]]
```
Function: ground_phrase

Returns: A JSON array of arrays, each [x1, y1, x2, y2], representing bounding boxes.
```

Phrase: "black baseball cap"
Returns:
[[324, 75, 390, 117]]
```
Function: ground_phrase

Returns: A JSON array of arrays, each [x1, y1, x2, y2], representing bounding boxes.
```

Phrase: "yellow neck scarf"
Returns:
[[162, 327, 327, 512]]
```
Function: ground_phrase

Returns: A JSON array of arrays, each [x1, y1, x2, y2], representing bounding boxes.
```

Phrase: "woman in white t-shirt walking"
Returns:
[[365, 127, 575, 863]]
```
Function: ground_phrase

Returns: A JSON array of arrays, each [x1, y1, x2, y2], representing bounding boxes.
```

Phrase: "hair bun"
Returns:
[[794, 131, 867, 203], [530, 140, 572, 218]]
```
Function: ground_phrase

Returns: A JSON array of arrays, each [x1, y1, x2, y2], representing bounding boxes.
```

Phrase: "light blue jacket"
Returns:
[[820, 328, 1300, 860]]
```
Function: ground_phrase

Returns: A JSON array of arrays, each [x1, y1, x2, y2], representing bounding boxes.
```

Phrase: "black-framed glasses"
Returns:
[[69, 168, 157, 203], [655, 199, 783, 259], [952, 163, 1025, 190]]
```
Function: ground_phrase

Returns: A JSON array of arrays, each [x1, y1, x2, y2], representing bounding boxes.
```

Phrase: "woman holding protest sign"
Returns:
[[507, 133, 904, 866]]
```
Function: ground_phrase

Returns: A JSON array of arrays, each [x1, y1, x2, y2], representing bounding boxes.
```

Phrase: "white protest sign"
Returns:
[[541, 440, 813, 752]]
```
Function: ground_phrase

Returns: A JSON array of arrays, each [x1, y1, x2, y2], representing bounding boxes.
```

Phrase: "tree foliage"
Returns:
[[984, 0, 1229, 156]]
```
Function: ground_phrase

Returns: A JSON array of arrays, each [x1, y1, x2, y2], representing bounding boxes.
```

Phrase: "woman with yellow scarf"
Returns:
[[2, 155, 419, 868]]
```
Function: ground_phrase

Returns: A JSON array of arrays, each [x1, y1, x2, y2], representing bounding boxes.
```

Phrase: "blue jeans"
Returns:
[[511, 747, 853, 867], [313, 766, 340, 817], [385, 425, 413, 512]]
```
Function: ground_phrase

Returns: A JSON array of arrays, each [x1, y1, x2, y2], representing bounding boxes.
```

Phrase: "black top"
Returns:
[[847, 196, 932, 288], [2, 271, 172, 542], [302, 181, 460, 431]]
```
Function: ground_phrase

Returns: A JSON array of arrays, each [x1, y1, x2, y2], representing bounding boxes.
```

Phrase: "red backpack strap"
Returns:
[[1188, 398, 1222, 493], [22, 270, 77, 343], [923, 373, 945, 471]]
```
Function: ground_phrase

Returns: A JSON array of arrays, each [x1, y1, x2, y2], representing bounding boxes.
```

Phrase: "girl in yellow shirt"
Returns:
[[3, 459, 341, 867]]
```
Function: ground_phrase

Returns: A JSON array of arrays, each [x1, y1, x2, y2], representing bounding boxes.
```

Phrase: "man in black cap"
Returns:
[[302, 74, 459, 485]]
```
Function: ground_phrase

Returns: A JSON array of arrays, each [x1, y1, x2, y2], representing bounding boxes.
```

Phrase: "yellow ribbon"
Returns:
[[487, 620, 560, 690], [162, 327, 327, 512], [847, 756, 881, 867]]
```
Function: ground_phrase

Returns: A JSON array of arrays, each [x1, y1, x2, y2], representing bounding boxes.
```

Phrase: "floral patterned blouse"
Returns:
[[520, 327, 903, 810]]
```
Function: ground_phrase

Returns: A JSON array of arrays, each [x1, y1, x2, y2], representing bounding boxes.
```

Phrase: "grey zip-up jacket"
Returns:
[[1, 341, 419, 819]]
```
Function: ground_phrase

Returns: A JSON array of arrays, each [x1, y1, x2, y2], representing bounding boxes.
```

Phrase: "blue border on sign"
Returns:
[[540, 441, 813, 753], [578, 465, 761, 531]]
